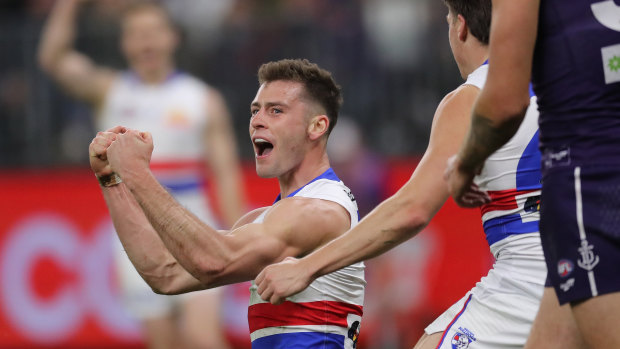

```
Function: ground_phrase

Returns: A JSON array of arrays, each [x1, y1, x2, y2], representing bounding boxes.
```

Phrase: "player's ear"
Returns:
[[307, 114, 329, 141], [457, 14, 468, 42]]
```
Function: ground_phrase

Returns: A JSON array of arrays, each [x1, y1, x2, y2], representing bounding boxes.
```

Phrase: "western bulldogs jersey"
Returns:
[[248, 168, 365, 349], [465, 64, 542, 247], [98, 71, 216, 223], [101, 71, 218, 320], [533, 0, 620, 166]]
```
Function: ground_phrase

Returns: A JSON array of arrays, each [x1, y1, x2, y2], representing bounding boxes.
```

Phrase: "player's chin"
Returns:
[[255, 164, 278, 179]]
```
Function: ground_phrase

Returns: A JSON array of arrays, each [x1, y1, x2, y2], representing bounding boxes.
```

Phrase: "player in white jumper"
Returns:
[[255, 1, 546, 348], [38, 2, 244, 348], [89, 59, 366, 349]]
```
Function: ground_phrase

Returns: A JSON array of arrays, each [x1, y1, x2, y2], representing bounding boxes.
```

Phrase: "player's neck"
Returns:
[[462, 46, 488, 77], [277, 150, 331, 198]]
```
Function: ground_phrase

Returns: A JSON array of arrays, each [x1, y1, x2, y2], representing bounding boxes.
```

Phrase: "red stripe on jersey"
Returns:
[[248, 301, 363, 333], [480, 188, 538, 216]]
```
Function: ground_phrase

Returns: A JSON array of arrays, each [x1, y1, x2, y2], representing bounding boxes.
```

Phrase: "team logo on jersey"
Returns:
[[524, 195, 541, 213], [347, 320, 360, 348], [577, 239, 599, 271], [343, 188, 356, 202], [601, 44, 620, 84], [557, 259, 574, 278], [451, 327, 476, 349]]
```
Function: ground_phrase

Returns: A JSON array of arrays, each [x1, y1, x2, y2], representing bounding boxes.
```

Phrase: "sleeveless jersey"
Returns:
[[533, 0, 620, 166], [98, 71, 216, 223], [466, 64, 542, 246], [248, 168, 365, 349]]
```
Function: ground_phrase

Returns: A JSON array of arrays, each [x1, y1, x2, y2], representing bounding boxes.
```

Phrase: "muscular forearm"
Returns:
[[38, 0, 80, 71], [124, 171, 232, 284], [101, 182, 201, 294]]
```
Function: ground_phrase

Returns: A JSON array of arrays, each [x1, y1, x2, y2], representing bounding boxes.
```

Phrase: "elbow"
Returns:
[[190, 258, 227, 287], [402, 210, 431, 237], [37, 49, 55, 74]]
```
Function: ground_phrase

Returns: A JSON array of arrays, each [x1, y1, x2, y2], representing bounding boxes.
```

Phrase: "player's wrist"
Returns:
[[96, 172, 122, 187]]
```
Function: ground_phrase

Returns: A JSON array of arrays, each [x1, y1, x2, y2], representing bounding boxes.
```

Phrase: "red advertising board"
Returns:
[[0, 161, 490, 348]]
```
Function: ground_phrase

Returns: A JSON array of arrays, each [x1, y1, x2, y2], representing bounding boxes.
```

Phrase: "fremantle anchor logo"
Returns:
[[577, 240, 599, 271]]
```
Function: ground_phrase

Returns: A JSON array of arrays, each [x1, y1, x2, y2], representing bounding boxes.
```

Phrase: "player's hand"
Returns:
[[444, 154, 490, 207], [89, 125, 126, 177], [255, 257, 313, 305], [107, 129, 154, 183]]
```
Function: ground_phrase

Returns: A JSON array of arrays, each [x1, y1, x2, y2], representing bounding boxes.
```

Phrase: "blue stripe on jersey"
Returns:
[[274, 168, 341, 203], [483, 213, 540, 246], [252, 332, 345, 349], [528, 83, 536, 98], [516, 129, 542, 191]]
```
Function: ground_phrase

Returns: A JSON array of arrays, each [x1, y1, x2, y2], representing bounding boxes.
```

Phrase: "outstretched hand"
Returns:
[[255, 257, 313, 305], [89, 125, 126, 177], [444, 154, 490, 208]]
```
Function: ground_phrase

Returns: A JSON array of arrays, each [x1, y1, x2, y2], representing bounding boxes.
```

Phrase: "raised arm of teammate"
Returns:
[[89, 128, 350, 295], [255, 83, 480, 304], [38, 0, 114, 105], [445, 0, 540, 207], [203, 88, 246, 228]]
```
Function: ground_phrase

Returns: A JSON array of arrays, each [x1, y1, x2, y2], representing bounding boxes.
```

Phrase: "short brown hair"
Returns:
[[444, 0, 491, 45], [258, 59, 343, 135]]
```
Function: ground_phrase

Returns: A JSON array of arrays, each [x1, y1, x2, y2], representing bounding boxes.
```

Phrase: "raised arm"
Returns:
[[105, 129, 351, 292], [256, 84, 480, 304], [90, 127, 202, 295], [203, 87, 246, 227], [446, 0, 539, 206], [38, 0, 114, 105]]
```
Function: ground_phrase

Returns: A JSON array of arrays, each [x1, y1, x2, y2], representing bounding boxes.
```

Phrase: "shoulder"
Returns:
[[263, 197, 351, 246], [435, 84, 479, 121]]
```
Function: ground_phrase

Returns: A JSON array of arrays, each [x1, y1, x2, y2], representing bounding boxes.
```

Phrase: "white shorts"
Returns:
[[425, 233, 546, 349], [114, 188, 219, 320]]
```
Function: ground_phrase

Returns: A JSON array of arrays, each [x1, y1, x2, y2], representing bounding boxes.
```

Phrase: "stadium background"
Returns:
[[0, 1, 492, 348]]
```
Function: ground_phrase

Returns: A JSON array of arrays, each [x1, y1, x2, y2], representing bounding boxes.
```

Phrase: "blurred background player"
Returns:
[[445, 0, 620, 348], [255, 1, 546, 348], [38, 1, 245, 348]]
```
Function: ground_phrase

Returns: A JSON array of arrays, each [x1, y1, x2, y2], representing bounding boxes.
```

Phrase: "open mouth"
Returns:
[[254, 138, 274, 157]]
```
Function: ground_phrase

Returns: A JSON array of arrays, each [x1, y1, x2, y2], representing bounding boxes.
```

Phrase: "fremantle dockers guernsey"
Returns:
[[98, 71, 216, 223], [533, 0, 620, 166], [465, 64, 542, 247], [248, 168, 365, 349]]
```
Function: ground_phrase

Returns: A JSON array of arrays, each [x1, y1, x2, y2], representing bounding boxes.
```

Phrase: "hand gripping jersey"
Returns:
[[248, 169, 365, 349], [467, 64, 542, 248], [99, 71, 216, 224]]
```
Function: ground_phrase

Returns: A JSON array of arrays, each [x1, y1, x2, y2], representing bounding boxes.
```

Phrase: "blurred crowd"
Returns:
[[0, 0, 462, 167]]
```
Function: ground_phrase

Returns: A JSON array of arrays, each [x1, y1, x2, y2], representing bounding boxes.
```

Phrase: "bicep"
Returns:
[[207, 199, 350, 286], [207, 222, 295, 287]]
